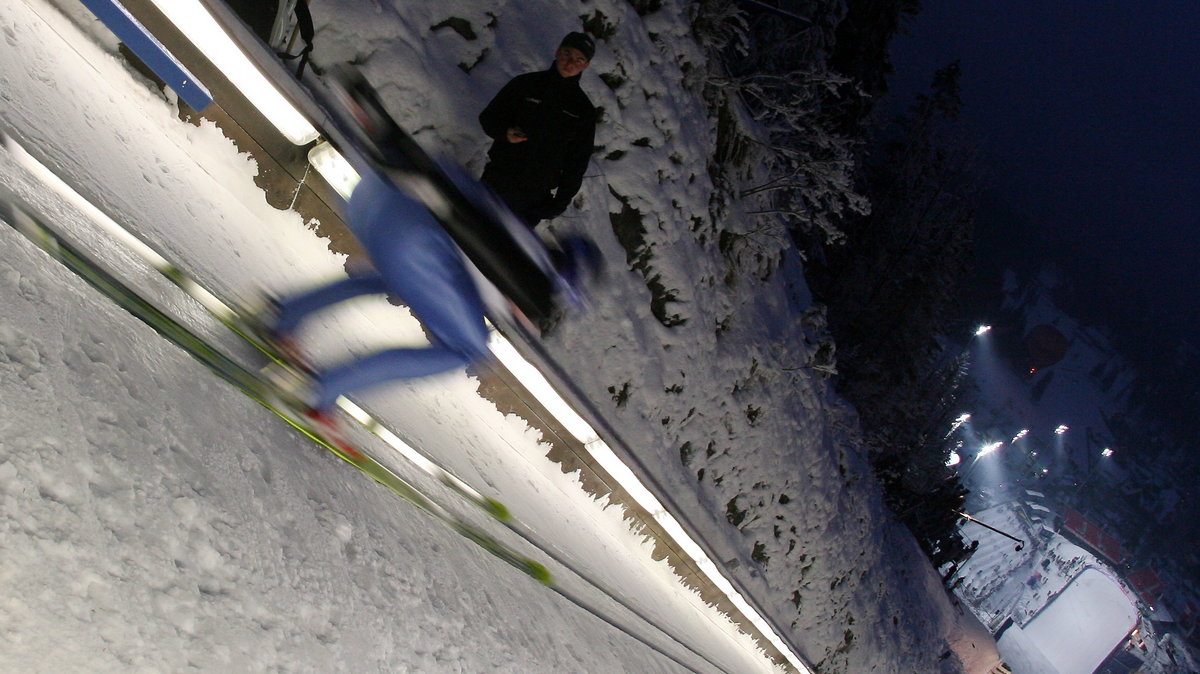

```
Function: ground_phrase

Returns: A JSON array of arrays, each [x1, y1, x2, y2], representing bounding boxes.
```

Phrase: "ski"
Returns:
[[222, 304, 513, 523], [0, 193, 551, 586]]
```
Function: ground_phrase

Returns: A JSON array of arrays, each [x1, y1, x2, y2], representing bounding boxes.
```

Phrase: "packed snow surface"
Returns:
[[1014, 567, 1137, 674], [0, 0, 972, 671], [987, 560, 1137, 674]]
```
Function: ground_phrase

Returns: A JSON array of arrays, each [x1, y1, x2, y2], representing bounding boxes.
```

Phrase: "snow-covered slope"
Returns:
[[1, 217, 697, 672], [1, 0, 975, 671]]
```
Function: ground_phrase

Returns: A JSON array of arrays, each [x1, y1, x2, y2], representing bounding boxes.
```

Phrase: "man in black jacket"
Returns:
[[478, 32, 597, 228]]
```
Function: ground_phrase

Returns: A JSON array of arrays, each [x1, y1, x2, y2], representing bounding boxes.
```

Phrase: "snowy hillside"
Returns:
[[306, 1, 979, 669], [1, 0, 981, 671]]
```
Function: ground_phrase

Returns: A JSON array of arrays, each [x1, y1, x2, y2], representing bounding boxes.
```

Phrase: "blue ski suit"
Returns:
[[273, 169, 491, 410]]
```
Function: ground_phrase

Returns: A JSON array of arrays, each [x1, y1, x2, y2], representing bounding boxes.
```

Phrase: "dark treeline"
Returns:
[[706, 0, 982, 571], [815, 55, 980, 571]]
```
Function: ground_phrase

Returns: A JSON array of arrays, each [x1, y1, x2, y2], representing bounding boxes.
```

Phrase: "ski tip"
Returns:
[[527, 561, 553, 586], [482, 498, 511, 522]]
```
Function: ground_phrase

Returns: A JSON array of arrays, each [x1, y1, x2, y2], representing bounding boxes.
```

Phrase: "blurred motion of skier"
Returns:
[[478, 31, 597, 228], [256, 69, 600, 433]]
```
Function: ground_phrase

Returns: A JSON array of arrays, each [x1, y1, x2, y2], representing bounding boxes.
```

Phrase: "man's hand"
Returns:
[[506, 127, 528, 143]]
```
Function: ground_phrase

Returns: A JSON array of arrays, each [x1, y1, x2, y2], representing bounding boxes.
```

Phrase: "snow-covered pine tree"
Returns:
[[692, 0, 867, 278]]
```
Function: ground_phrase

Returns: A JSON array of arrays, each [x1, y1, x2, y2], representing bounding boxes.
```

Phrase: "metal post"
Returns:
[[955, 510, 1025, 550]]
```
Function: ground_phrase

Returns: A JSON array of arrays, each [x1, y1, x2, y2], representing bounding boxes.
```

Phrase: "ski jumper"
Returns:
[[273, 169, 490, 410]]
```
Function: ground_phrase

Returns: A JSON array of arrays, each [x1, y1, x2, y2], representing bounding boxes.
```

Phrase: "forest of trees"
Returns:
[[696, 0, 982, 568], [809, 57, 979, 549]]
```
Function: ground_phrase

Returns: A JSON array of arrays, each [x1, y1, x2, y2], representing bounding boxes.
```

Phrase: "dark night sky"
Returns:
[[886, 1, 1200, 373]]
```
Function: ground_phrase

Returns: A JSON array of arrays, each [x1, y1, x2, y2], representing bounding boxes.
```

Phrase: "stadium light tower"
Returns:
[[978, 441, 1004, 458], [962, 440, 1005, 481], [945, 413, 971, 438]]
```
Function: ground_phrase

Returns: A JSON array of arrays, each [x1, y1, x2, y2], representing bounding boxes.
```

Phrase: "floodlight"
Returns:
[[978, 441, 1004, 458], [308, 141, 360, 200], [946, 413, 971, 437]]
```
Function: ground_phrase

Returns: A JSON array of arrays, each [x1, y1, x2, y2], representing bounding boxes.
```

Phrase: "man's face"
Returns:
[[554, 47, 590, 78]]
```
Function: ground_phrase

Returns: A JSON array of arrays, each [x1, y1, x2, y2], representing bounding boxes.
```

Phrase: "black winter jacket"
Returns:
[[479, 65, 596, 222]]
